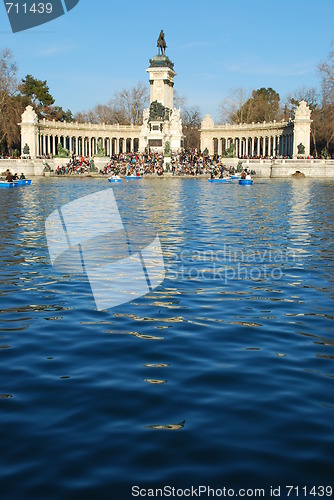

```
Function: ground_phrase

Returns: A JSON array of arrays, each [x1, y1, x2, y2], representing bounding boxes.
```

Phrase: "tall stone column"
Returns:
[[43, 134, 47, 156], [19, 106, 39, 158], [293, 101, 312, 157], [217, 138, 222, 156], [257, 137, 260, 157]]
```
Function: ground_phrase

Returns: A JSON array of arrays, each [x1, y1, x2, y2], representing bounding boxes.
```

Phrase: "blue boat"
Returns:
[[125, 175, 142, 180], [14, 179, 32, 186], [0, 181, 18, 188], [108, 178, 121, 183], [239, 179, 253, 185], [208, 177, 231, 183], [230, 174, 241, 180]]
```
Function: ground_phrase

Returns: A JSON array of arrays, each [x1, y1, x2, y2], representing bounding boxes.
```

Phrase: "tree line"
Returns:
[[218, 45, 334, 157], [0, 44, 333, 156]]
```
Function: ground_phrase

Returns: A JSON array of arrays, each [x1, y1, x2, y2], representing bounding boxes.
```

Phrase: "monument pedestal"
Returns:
[[139, 51, 183, 154]]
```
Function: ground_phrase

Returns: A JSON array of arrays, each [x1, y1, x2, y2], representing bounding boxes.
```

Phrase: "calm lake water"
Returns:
[[0, 177, 333, 499]]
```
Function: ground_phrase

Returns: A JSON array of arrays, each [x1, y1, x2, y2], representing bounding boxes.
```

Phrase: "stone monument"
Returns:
[[20, 105, 39, 158], [139, 31, 183, 156], [293, 100, 312, 158]]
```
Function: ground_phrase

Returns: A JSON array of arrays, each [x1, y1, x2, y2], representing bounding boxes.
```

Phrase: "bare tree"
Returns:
[[0, 48, 22, 154], [318, 44, 334, 154], [218, 87, 250, 124], [113, 82, 149, 125], [76, 82, 149, 126], [283, 86, 320, 155], [173, 90, 187, 110], [181, 105, 202, 150]]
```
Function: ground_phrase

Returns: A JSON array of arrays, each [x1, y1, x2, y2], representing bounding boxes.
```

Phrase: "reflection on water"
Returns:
[[0, 177, 334, 498], [288, 179, 312, 249]]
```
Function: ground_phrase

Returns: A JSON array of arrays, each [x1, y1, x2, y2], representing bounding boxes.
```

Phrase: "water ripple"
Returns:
[[0, 178, 333, 497]]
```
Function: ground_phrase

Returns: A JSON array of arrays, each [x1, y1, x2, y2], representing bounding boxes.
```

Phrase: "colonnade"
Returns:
[[38, 132, 140, 157], [214, 133, 294, 158]]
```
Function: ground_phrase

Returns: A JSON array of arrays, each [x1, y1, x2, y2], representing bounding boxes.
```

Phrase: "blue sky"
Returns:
[[1, 0, 333, 121]]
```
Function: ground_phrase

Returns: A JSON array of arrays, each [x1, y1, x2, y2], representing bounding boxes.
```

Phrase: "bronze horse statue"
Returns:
[[157, 30, 167, 55]]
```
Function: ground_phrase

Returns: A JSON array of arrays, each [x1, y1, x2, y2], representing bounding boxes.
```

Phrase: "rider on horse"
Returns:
[[157, 30, 167, 55]]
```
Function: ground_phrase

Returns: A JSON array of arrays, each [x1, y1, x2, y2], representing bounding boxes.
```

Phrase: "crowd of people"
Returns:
[[55, 155, 96, 175], [48, 149, 259, 178], [100, 150, 255, 177]]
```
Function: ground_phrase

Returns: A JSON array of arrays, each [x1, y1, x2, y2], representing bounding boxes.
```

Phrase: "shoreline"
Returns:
[[1, 158, 334, 179]]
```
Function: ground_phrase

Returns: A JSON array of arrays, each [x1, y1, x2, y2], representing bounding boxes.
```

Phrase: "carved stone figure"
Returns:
[[57, 143, 70, 157], [297, 143, 305, 155]]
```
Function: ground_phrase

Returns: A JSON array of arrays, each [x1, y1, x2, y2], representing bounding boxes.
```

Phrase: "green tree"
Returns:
[[235, 87, 281, 123], [19, 74, 55, 116], [48, 106, 74, 122]]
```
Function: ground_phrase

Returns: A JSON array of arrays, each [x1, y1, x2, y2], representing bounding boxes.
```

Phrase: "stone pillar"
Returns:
[[245, 137, 249, 157], [19, 106, 40, 158], [217, 138, 222, 156], [75, 137, 78, 155], [293, 101, 312, 157], [88, 138, 92, 157]]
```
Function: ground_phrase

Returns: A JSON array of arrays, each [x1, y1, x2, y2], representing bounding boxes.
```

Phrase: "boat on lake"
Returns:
[[125, 175, 142, 180], [0, 181, 19, 188], [14, 179, 32, 186], [208, 177, 231, 183], [239, 179, 253, 185], [108, 177, 121, 183]]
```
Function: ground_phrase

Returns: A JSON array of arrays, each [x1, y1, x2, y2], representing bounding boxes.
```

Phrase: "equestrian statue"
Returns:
[[157, 30, 167, 55]]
